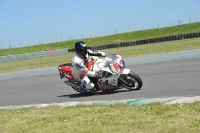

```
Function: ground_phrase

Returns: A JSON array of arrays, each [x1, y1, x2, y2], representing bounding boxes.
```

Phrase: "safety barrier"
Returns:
[[69, 31, 200, 51], [1, 31, 199, 62], [0, 48, 68, 63]]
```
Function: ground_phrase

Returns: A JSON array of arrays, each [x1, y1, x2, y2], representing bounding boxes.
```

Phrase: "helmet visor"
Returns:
[[78, 46, 87, 56]]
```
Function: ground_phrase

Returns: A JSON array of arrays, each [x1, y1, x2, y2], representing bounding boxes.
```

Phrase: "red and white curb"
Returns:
[[0, 96, 200, 110]]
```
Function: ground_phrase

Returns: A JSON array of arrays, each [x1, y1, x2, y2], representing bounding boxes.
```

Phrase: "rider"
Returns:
[[71, 41, 106, 91]]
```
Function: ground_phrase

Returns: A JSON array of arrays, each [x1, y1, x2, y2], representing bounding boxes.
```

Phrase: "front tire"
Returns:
[[120, 71, 143, 90]]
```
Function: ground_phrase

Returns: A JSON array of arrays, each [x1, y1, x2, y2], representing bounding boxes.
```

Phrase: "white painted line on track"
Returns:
[[0, 96, 200, 110]]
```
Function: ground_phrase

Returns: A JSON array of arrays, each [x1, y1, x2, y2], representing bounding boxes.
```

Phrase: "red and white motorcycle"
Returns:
[[58, 54, 143, 94]]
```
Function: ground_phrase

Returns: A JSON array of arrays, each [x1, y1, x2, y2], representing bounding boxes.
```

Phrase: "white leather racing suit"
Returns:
[[71, 49, 106, 90]]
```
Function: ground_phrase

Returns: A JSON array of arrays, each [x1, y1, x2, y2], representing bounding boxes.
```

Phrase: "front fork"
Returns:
[[118, 68, 131, 88]]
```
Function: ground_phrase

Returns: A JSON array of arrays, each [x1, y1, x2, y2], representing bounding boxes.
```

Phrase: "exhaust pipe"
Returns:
[[64, 81, 80, 89]]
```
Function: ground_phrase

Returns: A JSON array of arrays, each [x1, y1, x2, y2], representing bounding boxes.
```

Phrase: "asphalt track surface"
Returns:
[[0, 49, 200, 107]]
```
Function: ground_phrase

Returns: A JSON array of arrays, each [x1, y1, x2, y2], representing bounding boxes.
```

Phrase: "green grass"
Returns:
[[0, 102, 200, 133], [0, 38, 200, 73], [0, 22, 200, 56]]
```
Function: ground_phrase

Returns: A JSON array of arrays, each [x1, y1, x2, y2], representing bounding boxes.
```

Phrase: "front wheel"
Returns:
[[119, 71, 143, 90]]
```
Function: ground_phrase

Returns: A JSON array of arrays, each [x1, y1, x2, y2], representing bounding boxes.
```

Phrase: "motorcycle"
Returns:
[[58, 53, 143, 94]]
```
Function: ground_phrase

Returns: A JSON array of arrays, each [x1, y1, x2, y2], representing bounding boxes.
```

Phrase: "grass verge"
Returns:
[[0, 102, 200, 133], [0, 38, 200, 73], [0, 22, 200, 56]]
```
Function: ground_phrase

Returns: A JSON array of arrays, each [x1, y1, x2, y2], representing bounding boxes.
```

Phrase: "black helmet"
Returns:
[[74, 41, 88, 57]]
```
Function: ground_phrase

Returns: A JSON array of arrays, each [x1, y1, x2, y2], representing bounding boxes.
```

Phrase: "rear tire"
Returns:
[[120, 71, 143, 90]]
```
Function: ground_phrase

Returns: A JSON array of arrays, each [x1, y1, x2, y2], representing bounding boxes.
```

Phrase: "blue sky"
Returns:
[[0, 0, 200, 49]]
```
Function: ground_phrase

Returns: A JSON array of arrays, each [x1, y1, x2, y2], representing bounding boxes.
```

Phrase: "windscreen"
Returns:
[[103, 54, 117, 67]]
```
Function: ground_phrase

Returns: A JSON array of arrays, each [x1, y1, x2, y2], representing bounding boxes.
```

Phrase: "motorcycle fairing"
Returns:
[[121, 68, 131, 75], [99, 73, 119, 88], [59, 66, 76, 82]]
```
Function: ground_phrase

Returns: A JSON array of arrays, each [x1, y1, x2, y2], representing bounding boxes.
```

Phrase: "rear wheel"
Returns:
[[119, 71, 143, 90]]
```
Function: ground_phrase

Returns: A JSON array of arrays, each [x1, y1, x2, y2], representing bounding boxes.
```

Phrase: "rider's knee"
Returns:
[[86, 83, 94, 90]]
